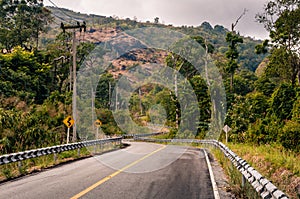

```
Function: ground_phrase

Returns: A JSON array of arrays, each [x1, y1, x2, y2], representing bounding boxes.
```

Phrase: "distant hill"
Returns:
[[44, 6, 266, 72]]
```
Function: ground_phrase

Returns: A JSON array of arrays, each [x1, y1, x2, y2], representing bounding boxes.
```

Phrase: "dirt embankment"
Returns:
[[78, 27, 168, 79]]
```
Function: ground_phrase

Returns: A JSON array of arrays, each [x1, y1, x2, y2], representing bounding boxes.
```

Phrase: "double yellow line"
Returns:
[[71, 145, 166, 199]]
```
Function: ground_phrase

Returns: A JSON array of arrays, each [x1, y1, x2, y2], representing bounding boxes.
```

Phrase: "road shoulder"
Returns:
[[208, 151, 235, 199]]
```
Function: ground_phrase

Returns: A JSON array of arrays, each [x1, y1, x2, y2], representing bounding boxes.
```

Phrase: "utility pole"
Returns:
[[61, 22, 86, 142], [72, 30, 77, 142], [115, 86, 118, 111], [91, 87, 95, 132], [139, 88, 143, 115], [108, 81, 111, 107], [171, 54, 184, 129]]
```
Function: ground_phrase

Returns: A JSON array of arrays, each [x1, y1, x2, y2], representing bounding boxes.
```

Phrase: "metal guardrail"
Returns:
[[135, 137, 289, 199], [122, 132, 164, 139], [0, 137, 122, 165]]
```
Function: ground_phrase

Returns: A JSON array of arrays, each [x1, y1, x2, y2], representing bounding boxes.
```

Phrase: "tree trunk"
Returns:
[[230, 72, 234, 93], [36, 27, 39, 50], [298, 70, 300, 85], [204, 39, 211, 87], [175, 72, 179, 129]]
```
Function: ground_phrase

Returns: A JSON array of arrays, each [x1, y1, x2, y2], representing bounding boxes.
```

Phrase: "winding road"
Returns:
[[0, 142, 216, 199]]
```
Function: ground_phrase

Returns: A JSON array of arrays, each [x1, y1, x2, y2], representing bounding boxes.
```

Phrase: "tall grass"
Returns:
[[227, 143, 300, 177], [214, 142, 300, 199], [212, 148, 261, 199]]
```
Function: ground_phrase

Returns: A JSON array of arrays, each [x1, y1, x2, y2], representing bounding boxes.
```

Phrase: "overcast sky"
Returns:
[[44, 0, 270, 40]]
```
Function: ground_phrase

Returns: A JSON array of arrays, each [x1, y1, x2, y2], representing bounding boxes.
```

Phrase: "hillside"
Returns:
[[44, 6, 266, 72]]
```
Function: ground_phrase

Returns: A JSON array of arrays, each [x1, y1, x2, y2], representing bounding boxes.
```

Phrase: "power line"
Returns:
[[50, 11, 70, 25], [46, 0, 77, 25], [47, 0, 74, 20]]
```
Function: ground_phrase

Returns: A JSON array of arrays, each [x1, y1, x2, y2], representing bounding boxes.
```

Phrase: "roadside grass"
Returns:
[[0, 143, 122, 182], [212, 147, 261, 199], [227, 143, 300, 178], [214, 142, 300, 199]]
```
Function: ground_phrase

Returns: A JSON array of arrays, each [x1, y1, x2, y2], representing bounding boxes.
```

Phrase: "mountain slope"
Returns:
[[45, 6, 266, 72]]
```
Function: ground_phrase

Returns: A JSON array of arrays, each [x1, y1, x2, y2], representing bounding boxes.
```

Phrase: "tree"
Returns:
[[255, 39, 269, 54], [224, 9, 246, 93], [165, 35, 215, 129], [95, 73, 115, 109], [256, 0, 300, 85], [225, 32, 243, 93], [254, 75, 276, 97], [190, 75, 211, 134], [281, 120, 300, 152], [291, 92, 300, 122], [266, 47, 298, 84], [0, 46, 52, 103], [0, 0, 52, 50], [270, 83, 296, 120]]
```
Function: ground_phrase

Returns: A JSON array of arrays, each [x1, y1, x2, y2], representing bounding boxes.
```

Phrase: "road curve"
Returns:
[[0, 142, 215, 199]]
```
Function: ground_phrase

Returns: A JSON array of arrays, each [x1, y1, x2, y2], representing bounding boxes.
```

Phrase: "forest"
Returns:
[[0, 0, 299, 157]]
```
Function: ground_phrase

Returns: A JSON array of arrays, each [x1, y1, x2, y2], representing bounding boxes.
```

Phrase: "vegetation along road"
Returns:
[[0, 0, 299, 198]]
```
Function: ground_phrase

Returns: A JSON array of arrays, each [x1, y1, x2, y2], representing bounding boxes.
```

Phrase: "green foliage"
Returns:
[[281, 120, 300, 152], [254, 75, 276, 97], [291, 93, 300, 122], [245, 92, 269, 123], [0, 2, 298, 158], [256, 0, 300, 85], [247, 116, 282, 145], [0, 105, 64, 154], [225, 32, 243, 60], [0, 0, 52, 49], [2, 167, 12, 179], [226, 80, 299, 151], [0, 89, 69, 154], [77, 42, 96, 66], [154, 89, 177, 124], [255, 39, 269, 54], [233, 70, 257, 96], [270, 83, 296, 120], [95, 73, 115, 109], [212, 147, 261, 199], [266, 47, 299, 85], [0, 47, 52, 103], [191, 36, 215, 53], [225, 32, 243, 92], [95, 108, 123, 136], [226, 142, 300, 198], [190, 75, 211, 133]]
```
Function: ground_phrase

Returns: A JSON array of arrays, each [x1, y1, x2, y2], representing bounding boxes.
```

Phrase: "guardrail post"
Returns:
[[242, 175, 246, 188], [54, 153, 57, 163], [77, 148, 80, 156], [18, 161, 23, 174]]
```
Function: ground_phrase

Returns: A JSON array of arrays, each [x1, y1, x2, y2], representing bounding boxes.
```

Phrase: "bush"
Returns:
[[270, 84, 296, 120], [281, 120, 300, 152]]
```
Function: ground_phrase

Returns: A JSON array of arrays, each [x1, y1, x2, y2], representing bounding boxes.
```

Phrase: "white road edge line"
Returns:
[[203, 149, 220, 199]]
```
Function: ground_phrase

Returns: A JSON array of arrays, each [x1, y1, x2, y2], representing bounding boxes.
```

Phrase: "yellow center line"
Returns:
[[70, 145, 167, 199]]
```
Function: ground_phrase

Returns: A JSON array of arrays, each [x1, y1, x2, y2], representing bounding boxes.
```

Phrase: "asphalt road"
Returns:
[[0, 142, 215, 199]]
